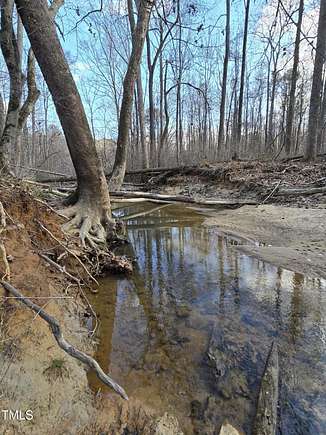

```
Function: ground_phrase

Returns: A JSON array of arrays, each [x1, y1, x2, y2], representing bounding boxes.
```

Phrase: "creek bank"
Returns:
[[0, 181, 182, 434]]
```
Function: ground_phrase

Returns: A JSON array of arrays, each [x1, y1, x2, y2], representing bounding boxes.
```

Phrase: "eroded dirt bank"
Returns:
[[0, 182, 182, 435]]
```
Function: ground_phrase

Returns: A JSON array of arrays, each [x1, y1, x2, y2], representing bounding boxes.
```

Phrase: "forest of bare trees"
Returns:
[[0, 0, 325, 181]]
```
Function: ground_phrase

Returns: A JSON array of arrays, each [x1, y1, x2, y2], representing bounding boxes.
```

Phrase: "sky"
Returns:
[[37, 0, 319, 139]]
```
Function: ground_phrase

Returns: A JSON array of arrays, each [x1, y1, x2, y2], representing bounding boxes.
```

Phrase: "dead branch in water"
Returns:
[[253, 342, 279, 435], [121, 204, 171, 221], [1, 280, 128, 400]]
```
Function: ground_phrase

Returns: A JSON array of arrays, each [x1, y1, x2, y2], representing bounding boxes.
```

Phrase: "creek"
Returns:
[[88, 202, 326, 434]]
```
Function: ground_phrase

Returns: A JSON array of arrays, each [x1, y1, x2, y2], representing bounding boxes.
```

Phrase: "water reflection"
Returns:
[[89, 203, 326, 434]]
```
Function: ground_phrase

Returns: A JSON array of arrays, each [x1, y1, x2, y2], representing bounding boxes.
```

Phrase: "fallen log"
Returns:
[[252, 342, 279, 435], [1, 280, 128, 400], [111, 191, 258, 207], [276, 185, 326, 196], [121, 204, 171, 221], [281, 152, 326, 163]]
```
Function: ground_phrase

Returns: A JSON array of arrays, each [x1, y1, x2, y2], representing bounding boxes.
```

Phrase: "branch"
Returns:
[[68, 0, 103, 34], [1, 280, 128, 400]]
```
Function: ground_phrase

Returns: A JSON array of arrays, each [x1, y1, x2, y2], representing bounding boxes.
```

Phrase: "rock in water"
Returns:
[[219, 421, 242, 435]]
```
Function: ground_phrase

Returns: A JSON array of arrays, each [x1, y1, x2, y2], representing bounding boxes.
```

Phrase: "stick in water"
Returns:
[[1, 280, 128, 400]]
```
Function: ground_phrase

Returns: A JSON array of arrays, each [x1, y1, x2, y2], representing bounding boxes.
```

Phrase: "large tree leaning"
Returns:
[[15, 0, 114, 247], [109, 0, 154, 191]]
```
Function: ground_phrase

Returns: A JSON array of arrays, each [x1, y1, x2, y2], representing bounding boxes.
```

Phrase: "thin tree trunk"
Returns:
[[236, 0, 250, 142], [109, 0, 154, 190], [218, 0, 231, 153], [284, 0, 304, 155]]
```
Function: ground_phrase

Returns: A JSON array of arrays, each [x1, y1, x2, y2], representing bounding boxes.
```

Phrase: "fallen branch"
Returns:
[[10, 164, 69, 178], [38, 253, 99, 335], [262, 180, 281, 204], [121, 204, 171, 221], [111, 191, 257, 207], [39, 253, 80, 284], [1, 280, 128, 400], [253, 342, 279, 435], [276, 185, 326, 196]]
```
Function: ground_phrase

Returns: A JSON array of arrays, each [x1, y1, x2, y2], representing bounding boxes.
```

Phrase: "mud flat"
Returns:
[[205, 204, 326, 279]]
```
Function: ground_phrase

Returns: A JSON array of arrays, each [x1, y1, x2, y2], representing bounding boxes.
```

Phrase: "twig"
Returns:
[[9, 164, 69, 178], [36, 220, 98, 286], [38, 253, 80, 284], [0, 202, 10, 280], [34, 198, 69, 220], [262, 180, 281, 204], [1, 280, 128, 400], [38, 253, 98, 335]]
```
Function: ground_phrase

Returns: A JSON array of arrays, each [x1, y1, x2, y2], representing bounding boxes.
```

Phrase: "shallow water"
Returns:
[[88, 203, 326, 434]]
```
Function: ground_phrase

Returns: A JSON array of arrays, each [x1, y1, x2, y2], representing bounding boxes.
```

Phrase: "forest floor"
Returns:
[[145, 159, 326, 279]]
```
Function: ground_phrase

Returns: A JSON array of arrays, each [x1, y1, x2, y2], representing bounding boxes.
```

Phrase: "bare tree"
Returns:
[[218, 0, 231, 151], [236, 0, 250, 143], [109, 0, 154, 190], [284, 0, 304, 155], [15, 0, 115, 246]]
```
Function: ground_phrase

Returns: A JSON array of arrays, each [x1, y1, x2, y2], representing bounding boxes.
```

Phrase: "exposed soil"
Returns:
[[149, 160, 326, 279], [0, 180, 182, 435]]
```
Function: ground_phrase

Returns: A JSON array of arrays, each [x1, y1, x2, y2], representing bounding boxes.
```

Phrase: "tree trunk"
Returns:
[[0, 0, 23, 171], [305, 0, 326, 160], [15, 0, 114, 246], [129, 0, 148, 169], [236, 0, 250, 143], [217, 0, 231, 153], [284, 0, 304, 155], [110, 0, 154, 190]]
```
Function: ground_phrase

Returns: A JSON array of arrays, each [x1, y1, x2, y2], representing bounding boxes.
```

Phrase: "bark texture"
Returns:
[[109, 0, 154, 190], [305, 0, 326, 160], [284, 0, 304, 155], [218, 0, 231, 151], [15, 0, 114, 246]]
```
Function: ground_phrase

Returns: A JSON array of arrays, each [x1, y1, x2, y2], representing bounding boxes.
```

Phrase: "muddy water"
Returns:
[[88, 203, 326, 434]]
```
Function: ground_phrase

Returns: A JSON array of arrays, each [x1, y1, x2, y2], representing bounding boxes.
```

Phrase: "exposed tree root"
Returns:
[[60, 202, 115, 250]]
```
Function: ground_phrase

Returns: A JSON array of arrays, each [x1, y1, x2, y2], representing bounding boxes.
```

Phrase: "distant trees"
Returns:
[[0, 0, 325, 185]]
